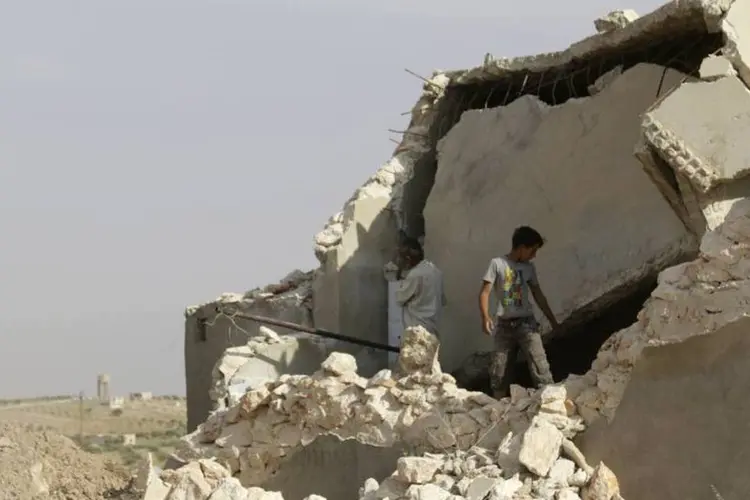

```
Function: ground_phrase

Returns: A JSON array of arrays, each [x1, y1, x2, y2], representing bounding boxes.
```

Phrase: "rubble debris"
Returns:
[[594, 9, 639, 33]]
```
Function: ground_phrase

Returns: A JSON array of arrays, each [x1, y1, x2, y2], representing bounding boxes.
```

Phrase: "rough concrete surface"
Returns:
[[425, 63, 696, 371], [643, 75, 750, 192], [579, 316, 750, 500]]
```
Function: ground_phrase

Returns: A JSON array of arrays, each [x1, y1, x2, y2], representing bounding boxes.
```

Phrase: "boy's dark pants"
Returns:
[[490, 316, 554, 397]]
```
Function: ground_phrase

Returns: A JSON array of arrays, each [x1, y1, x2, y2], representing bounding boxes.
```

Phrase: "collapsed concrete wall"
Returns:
[[177, 1, 750, 496], [309, 0, 727, 366], [184, 271, 315, 431], [424, 63, 697, 371], [578, 316, 750, 500]]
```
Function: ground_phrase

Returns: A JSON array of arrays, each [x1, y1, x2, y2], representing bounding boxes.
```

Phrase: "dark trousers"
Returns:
[[490, 316, 554, 397]]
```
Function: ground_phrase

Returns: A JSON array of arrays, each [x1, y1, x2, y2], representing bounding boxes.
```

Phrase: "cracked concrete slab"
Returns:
[[643, 75, 750, 192], [424, 63, 696, 371]]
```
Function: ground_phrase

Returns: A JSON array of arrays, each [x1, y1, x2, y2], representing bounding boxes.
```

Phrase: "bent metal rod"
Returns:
[[214, 308, 401, 353]]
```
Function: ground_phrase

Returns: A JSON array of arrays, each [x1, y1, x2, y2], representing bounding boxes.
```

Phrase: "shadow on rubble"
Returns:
[[262, 435, 405, 500], [452, 278, 658, 395]]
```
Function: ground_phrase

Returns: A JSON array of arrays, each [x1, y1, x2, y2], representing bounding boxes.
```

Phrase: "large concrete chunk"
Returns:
[[424, 63, 696, 371], [642, 75, 750, 192], [579, 316, 750, 500]]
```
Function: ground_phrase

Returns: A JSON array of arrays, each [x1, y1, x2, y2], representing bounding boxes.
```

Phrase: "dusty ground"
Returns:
[[0, 396, 187, 469], [0, 422, 137, 499]]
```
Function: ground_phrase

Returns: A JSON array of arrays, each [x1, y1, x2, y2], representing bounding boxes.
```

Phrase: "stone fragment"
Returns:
[[519, 417, 563, 476], [465, 476, 498, 500], [643, 76, 750, 192], [539, 385, 568, 415], [321, 352, 358, 376], [488, 475, 523, 500], [495, 432, 523, 477], [594, 9, 639, 33], [549, 458, 576, 486], [207, 478, 249, 500], [215, 420, 254, 448], [699, 55, 736, 79], [396, 456, 443, 484], [581, 463, 619, 500], [405, 483, 452, 500], [398, 326, 441, 375]]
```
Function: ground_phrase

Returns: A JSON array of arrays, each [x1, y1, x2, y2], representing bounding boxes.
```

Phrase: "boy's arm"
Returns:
[[395, 275, 421, 306], [479, 260, 497, 335], [529, 283, 559, 328]]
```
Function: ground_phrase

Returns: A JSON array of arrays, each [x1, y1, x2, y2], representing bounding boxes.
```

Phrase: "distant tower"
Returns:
[[97, 374, 110, 403]]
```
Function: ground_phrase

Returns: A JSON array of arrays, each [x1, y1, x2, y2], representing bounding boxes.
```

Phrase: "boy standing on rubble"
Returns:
[[395, 237, 447, 338], [478, 226, 558, 399]]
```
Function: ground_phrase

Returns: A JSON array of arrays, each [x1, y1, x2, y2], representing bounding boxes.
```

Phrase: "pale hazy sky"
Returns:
[[0, 0, 665, 398]]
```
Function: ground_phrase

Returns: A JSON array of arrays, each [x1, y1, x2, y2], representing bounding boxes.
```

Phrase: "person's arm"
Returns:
[[395, 274, 421, 306], [528, 266, 558, 328], [479, 260, 498, 335]]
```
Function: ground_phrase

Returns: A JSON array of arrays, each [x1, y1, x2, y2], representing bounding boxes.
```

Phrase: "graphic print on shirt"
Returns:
[[502, 265, 524, 309]]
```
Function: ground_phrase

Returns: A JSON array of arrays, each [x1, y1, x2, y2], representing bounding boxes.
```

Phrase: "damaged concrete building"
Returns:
[[171, 1, 750, 499]]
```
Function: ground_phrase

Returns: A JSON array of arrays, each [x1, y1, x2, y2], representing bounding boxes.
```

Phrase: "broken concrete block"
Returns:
[[426, 63, 695, 370], [643, 76, 750, 192], [321, 352, 358, 376], [519, 417, 564, 477], [581, 463, 619, 500], [396, 457, 442, 484], [722, 0, 750, 87], [487, 475, 523, 500], [398, 326, 441, 375], [594, 9, 639, 33], [404, 483, 452, 500], [699, 55, 737, 79], [207, 478, 249, 500]]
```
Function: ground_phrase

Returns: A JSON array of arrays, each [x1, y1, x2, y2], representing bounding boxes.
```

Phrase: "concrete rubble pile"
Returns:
[[178, 0, 750, 498], [142, 327, 622, 500]]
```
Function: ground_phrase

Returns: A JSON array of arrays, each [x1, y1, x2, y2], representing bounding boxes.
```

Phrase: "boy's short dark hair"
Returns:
[[512, 226, 545, 249], [401, 237, 424, 261]]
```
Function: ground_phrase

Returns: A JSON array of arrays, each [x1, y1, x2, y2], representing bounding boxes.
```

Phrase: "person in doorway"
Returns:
[[395, 237, 447, 337], [478, 226, 558, 399]]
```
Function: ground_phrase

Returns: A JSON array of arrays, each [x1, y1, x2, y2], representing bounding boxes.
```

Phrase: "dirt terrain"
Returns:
[[0, 396, 186, 468]]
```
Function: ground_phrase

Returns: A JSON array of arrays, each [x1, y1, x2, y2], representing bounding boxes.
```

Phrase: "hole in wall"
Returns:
[[451, 276, 659, 395], [399, 30, 724, 241]]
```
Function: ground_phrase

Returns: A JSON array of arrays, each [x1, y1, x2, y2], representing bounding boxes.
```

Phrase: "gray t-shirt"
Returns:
[[482, 256, 539, 319]]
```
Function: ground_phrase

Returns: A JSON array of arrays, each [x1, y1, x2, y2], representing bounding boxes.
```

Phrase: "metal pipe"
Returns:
[[215, 308, 401, 353]]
